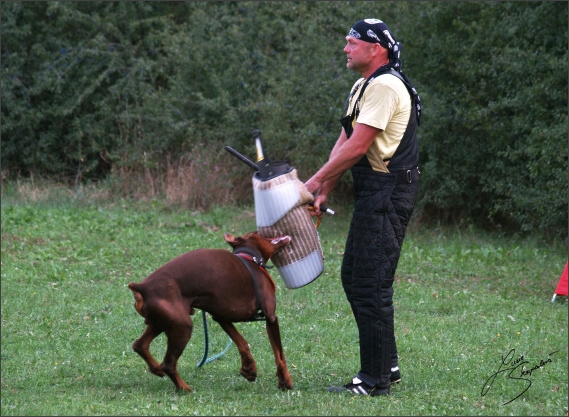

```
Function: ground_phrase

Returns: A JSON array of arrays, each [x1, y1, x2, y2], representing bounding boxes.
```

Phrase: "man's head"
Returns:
[[345, 18, 422, 125], [345, 19, 401, 72]]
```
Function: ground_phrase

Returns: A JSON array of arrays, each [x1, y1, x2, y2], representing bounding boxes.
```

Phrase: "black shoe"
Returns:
[[391, 369, 401, 384], [328, 377, 390, 397]]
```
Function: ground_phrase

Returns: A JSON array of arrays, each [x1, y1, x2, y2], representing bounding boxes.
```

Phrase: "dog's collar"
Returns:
[[233, 248, 272, 269]]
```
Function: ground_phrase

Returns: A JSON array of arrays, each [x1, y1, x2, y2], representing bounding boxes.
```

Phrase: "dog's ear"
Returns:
[[271, 236, 291, 246], [224, 233, 244, 248], [223, 233, 236, 244]]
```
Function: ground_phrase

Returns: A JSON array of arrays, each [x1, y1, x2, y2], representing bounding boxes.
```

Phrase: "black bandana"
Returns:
[[347, 18, 422, 125], [348, 18, 402, 70]]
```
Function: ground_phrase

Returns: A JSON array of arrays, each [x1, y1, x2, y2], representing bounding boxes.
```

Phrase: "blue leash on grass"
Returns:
[[197, 310, 233, 367]]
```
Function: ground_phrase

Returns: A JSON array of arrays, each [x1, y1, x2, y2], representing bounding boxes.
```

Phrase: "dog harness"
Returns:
[[233, 249, 276, 321]]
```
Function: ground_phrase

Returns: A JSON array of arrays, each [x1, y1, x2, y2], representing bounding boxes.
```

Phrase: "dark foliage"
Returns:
[[1, 1, 567, 238]]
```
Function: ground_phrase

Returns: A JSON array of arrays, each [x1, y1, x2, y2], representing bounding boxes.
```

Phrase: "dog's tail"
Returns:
[[128, 282, 145, 317]]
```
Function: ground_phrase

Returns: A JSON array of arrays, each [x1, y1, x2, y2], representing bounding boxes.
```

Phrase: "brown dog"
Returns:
[[127, 231, 293, 392]]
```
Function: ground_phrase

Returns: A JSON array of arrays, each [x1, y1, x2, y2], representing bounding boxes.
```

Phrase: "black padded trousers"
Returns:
[[341, 165, 418, 388]]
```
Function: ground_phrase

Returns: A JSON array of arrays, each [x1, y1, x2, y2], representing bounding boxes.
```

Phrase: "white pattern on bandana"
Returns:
[[366, 29, 380, 43], [383, 29, 395, 45], [348, 28, 361, 38]]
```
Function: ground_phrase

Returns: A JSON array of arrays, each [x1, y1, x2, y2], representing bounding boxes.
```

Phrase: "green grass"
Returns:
[[1, 200, 567, 416]]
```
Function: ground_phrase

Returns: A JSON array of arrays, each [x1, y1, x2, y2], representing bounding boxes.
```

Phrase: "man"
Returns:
[[304, 18, 422, 397]]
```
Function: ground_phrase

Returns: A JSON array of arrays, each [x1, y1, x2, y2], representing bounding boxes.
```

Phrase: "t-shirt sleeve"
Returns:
[[355, 81, 399, 131]]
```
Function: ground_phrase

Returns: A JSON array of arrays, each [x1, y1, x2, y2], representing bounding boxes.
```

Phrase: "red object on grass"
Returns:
[[552, 262, 568, 301]]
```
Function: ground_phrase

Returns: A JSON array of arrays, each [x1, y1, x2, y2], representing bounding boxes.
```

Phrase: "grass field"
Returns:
[[1, 198, 567, 416]]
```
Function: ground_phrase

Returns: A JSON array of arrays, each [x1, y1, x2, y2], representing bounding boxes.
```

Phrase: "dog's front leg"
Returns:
[[265, 316, 292, 390], [216, 321, 257, 382]]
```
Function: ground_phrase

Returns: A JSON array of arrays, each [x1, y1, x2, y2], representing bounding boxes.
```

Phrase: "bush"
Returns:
[[1, 1, 567, 239], [399, 2, 567, 238]]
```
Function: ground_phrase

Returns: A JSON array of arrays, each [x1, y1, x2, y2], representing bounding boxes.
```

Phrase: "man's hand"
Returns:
[[307, 194, 327, 218], [304, 176, 323, 195]]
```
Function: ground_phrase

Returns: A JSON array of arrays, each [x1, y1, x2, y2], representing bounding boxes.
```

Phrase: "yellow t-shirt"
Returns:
[[347, 74, 411, 172]]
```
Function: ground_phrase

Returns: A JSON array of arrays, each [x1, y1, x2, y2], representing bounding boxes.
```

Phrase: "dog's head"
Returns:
[[224, 231, 291, 261]]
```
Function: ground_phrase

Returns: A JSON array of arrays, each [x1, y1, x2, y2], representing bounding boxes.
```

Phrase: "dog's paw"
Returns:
[[278, 378, 293, 390], [276, 369, 293, 390], [149, 366, 166, 377], [176, 383, 193, 392], [239, 369, 257, 382]]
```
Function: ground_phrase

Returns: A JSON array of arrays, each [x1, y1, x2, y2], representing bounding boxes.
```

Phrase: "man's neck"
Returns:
[[361, 58, 390, 79]]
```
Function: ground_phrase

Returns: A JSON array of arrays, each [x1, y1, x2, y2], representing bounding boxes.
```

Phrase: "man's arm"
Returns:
[[312, 129, 350, 201], [305, 123, 380, 194]]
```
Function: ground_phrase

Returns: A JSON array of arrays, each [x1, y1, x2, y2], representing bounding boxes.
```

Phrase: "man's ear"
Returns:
[[374, 43, 388, 59]]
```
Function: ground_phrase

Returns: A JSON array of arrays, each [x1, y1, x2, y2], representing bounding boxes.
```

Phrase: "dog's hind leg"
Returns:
[[160, 315, 194, 392], [132, 324, 166, 377], [265, 316, 293, 390], [216, 321, 257, 382]]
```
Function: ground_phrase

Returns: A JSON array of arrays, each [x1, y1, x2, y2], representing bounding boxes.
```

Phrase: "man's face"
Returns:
[[343, 36, 375, 73]]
